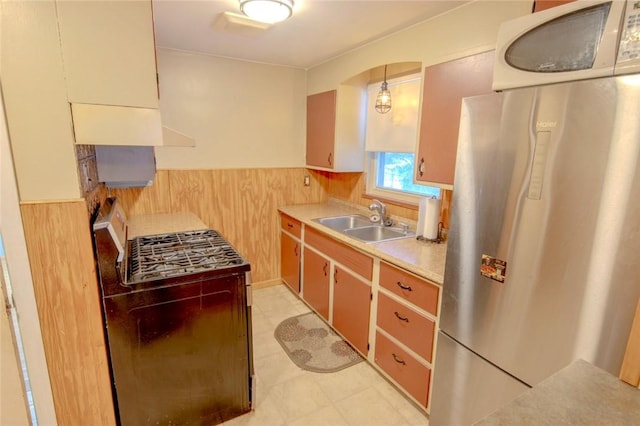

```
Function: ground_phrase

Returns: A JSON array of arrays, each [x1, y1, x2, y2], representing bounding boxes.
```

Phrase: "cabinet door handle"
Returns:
[[334, 269, 338, 284], [418, 157, 425, 177], [328, 152, 333, 167], [396, 281, 412, 292], [392, 353, 406, 365], [294, 244, 299, 256], [394, 311, 410, 323], [323, 262, 328, 276]]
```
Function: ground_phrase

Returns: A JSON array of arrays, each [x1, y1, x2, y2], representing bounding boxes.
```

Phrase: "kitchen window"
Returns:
[[365, 72, 440, 204]]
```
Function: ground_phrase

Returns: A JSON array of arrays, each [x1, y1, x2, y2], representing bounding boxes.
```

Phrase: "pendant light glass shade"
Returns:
[[375, 65, 392, 114], [239, 0, 294, 24]]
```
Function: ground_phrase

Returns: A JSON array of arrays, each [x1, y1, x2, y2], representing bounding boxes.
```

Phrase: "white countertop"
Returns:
[[278, 202, 447, 284], [127, 212, 207, 239]]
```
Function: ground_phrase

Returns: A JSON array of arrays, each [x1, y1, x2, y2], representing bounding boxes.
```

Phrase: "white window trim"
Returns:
[[365, 152, 440, 206]]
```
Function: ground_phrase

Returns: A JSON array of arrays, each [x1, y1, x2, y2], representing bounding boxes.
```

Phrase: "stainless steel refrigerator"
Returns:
[[430, 75, 640, 425]]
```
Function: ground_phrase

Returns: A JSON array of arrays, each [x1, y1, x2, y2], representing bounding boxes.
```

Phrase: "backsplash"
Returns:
[[75, 144, 103, 214]]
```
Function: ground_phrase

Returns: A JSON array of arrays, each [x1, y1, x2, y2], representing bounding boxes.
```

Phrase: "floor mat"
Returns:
[[274, 312, 363, 373]]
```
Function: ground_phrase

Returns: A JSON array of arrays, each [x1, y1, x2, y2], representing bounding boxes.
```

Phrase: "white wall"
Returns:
[[153, 2, 531, 170], [155, 49, 307, 169], [0, 87, 57, 424], [307, 1, 532, 93]]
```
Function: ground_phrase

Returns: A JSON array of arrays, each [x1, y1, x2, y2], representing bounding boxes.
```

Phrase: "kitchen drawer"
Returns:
[[305, 226, 373, 281], [375, 331, 430, 407], [379, 261, 439, 316], [280, 213, 302, 239], [377, 292, 435, 362]]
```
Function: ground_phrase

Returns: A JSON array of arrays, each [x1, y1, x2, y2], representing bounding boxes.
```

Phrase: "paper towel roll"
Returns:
[[422, 197, 441, 240], [417, 197, 427, 236]]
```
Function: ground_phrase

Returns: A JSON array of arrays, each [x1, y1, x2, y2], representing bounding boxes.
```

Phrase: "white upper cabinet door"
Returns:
[[56, 0, 159, 109]]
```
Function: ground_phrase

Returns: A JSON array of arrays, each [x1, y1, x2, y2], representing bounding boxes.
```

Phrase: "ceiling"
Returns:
[[152, 0, 470, 69]]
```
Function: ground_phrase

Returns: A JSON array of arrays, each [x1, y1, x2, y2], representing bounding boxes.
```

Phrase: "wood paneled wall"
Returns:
[[110, 168, 451, 283], [20, 199, 115, 426], [620, 299, 640, 387], [110, 168, 327, 283]]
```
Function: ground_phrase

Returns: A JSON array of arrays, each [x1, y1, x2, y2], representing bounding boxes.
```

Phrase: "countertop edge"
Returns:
[[278, 203, 446, 284]]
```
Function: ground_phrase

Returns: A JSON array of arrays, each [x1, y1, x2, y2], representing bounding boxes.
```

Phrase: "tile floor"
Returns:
[[224, 284, 429, 426]]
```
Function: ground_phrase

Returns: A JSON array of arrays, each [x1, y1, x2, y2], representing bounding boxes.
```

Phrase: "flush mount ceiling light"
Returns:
[[375, 64, 392, 114], [239, 0, 294, 24]]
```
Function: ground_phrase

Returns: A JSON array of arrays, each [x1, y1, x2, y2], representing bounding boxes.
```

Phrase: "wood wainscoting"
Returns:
[[109, 167, 451, 284], [110, 168, 328, 283], [620, 299, 640, 387], [20, 199, 115, 425]]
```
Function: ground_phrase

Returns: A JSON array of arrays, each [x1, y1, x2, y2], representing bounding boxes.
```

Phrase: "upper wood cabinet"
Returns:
[[533, 0, 574, 13], [56, 0, 159, 109], [415, 50, 495, 186], [306, 85, 366, 172]]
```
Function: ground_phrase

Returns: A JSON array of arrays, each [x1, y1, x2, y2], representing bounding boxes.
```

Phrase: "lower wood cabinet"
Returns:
[[302, 247, 330, 319], [375, 261, 437, 409], [280, 213, 302, 293], [281, 232, 300, 292], [279, 214, 440, 413], [332, 265, 371, 355], [377, 293, 435, 362], [375, 331, 431, 407]]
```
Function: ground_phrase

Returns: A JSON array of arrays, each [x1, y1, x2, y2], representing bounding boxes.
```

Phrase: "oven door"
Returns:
[[103, 273, 251, 425]]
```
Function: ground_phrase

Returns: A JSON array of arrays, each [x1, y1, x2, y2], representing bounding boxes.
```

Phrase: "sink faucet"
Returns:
[[369, 199, 388, 225]]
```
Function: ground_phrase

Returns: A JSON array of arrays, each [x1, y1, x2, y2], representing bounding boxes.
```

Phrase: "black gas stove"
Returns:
[[92, 198, 254, 425], [126, 229, 246, 284]]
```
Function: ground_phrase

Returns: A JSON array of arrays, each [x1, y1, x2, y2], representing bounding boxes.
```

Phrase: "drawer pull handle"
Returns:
[[397, 281, 412, 291], [287, 222, 294, 228], [394, 311, 409, 322], [392, 353, 406, 365]]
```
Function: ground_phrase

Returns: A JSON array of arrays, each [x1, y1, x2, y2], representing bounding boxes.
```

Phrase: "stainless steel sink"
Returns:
[[343, 225, 414, 243], [313, 214, 372, 231], [312, 214, 414, 243]]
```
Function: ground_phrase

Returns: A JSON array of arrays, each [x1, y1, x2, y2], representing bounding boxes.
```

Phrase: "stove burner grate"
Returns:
[[126, 229, 246, 283]]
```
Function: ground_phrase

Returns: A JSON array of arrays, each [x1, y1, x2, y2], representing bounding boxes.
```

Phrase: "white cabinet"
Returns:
[[56, 0, 159, 109], [55, 0, 194, 147]]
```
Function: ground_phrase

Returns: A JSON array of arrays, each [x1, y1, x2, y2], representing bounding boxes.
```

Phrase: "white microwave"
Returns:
[[493, 0, 640, 90]]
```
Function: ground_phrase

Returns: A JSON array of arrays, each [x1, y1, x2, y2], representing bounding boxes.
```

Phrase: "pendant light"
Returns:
[[375, 65, 392, 114], [239, 0, 294, 24]]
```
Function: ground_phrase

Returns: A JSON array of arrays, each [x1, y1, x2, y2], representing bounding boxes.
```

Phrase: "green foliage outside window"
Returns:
[[375, 152, 440, 198]]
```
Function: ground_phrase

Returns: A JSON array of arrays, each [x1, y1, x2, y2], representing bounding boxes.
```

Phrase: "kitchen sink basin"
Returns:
[[313, 214, 372, 231], [343, 225, 414, 243], [313, 214, 414, 243]]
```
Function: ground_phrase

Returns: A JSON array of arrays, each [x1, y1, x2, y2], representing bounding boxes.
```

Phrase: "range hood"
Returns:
[[95, 145, 156, 188], [71, 103, 195, 147]]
